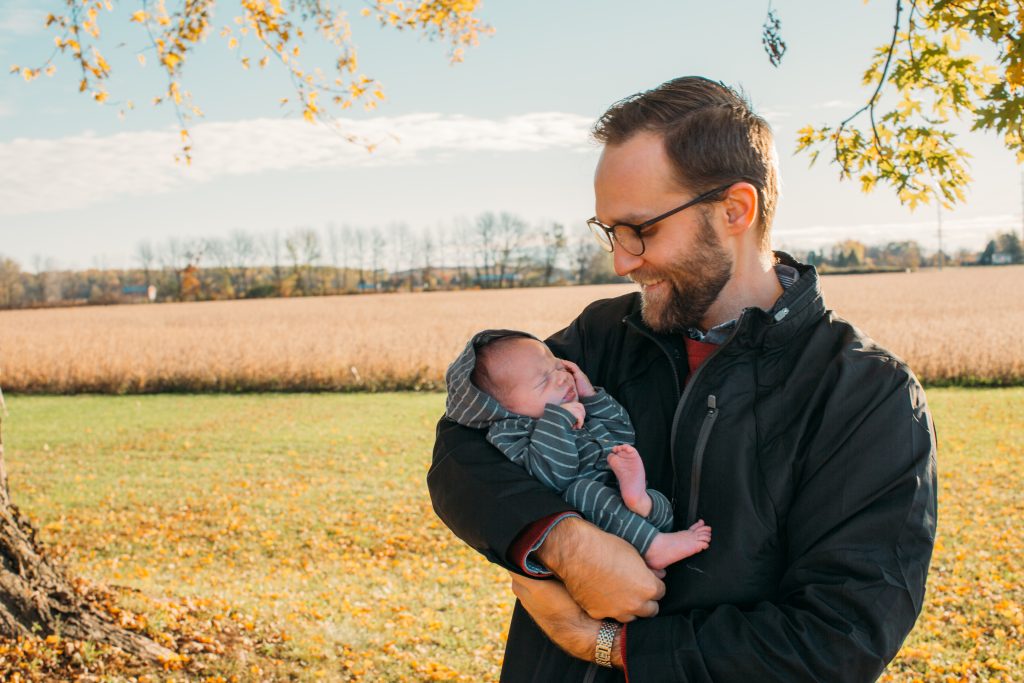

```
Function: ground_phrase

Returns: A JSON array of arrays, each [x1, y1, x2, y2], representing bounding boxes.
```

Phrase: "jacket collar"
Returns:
[[622, 252, 826, 351]]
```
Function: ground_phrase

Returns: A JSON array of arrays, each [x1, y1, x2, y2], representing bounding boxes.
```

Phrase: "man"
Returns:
[[428, 76, 937, 682]]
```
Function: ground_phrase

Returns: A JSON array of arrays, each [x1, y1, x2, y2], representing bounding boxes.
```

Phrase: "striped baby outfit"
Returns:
[[444, 329, 673, 555]]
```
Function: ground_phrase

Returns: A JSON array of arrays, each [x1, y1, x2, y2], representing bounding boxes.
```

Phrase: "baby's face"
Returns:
[[491, 339, 577, 418]]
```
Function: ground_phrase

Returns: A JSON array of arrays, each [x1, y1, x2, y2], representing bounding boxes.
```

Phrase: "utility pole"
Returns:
[[936, 191, 944, 270]]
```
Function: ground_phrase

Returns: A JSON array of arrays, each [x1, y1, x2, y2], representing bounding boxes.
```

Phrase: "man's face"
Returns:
[[593, 131, 733, 333]]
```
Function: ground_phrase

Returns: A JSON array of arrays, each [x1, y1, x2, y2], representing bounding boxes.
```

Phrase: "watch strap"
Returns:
[[595, 618, 620, 668]]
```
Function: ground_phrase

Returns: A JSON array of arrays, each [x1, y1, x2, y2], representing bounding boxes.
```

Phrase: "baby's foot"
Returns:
[[607, 444, 651, 517], [643, 520, 712, 570]]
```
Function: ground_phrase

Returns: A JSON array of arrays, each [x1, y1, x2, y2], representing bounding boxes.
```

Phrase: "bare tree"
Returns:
[[422, 228, 436, 290], [370, 228, 386, 291], [352, 226, 367, 291], [135, 240, 155, 287], [285, 228, 321, 296], [228, 230, 257, 296], [473, 212, 499, 286], [388, 223, 411, 291], [494, 212, 528, 288], [573, 236, 603, 285], [541, 222, 567, 286], [327, 224, 342, 294], [262, 231, 285, 295]]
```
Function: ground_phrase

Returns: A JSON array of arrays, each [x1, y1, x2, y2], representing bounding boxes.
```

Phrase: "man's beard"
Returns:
[[633, 214, 733, 333]]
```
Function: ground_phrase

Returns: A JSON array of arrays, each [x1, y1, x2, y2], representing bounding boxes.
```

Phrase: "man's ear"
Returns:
[[720, 182, 759, 237]]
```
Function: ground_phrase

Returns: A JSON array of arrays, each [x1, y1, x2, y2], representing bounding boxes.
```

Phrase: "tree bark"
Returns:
[[0, 391, 174, 662]]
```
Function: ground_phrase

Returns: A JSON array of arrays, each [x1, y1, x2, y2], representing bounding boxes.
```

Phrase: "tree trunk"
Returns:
[[0, 391, 174, 662]]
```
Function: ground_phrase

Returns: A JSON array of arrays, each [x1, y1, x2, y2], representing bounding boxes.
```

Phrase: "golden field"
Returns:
[[1, 266, 1022, 392]]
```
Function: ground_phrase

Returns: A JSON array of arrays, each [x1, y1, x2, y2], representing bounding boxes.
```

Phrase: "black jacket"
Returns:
[[428, 259, 937, 682]]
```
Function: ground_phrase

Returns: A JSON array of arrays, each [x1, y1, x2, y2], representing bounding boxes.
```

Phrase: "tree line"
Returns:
[[1, 222, 1021, 310], [0, 213, 620, 308], [791, 231, 1023, 272]]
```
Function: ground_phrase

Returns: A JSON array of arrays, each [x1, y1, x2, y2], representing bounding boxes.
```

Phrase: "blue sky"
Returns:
[[1, 0, 1021, 270]]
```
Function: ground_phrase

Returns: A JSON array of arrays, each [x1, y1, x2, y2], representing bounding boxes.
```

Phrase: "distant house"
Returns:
[[475, 273, 521, 285], [123, 284, 157, 302], [993, 253, 1013, 265]]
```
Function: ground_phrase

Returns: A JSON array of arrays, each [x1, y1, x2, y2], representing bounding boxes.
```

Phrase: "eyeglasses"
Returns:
[[586, 183, 736, 256]]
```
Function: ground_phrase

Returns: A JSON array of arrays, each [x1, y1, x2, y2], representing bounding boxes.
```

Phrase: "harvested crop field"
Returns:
[[1, 266, 1022, 393]]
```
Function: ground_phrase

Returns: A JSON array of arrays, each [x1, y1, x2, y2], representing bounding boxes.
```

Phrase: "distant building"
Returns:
[[123, 284, 158, 302]]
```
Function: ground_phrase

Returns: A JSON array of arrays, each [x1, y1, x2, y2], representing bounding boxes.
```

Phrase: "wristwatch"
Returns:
[[595, 619, 620, 668]]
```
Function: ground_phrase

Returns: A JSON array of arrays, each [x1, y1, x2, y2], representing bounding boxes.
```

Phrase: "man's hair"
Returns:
[[592, 76, 779, 251]]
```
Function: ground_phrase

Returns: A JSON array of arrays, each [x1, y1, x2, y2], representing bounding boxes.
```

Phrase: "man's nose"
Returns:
[[613, 246, 642, 277]]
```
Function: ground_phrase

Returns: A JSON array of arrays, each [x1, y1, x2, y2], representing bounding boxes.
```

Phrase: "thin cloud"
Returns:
[[0, 3, 46, 37], [0, 112, 594, 216], [775, 213, 1020, 252], [0, 101, 12, 118], [814, 99, 856, 110]]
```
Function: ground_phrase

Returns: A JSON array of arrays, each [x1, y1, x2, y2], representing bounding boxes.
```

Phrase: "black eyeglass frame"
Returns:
[[586, 182, 738, 256]]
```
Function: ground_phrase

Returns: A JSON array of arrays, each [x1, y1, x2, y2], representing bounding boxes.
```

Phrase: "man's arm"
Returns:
[[520, 367, 938, 682], [428, 417, 575, 571]]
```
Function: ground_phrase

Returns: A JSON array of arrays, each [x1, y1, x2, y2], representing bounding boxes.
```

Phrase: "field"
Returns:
[[2, 389, 1022, 682], [2, 266, 1023, 393]]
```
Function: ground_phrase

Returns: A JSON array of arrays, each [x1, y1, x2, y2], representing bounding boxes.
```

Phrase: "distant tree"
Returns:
[[370, 228, 386, 290], [980, 239, 997, 265], [540, 222, 567, 286], [285, 228, 321, 295], [474, 212, 499, 286], [262, 231, 285, 296], [228, 230, 257, 296], [0, 257, 25, 308], [352, 227, 367, 290], [421, 230, 436, 290], [388, 223, 412, 291], [996, 230, 1023, 263], [494, 212, 528, 288], [135, 240, 155, 286]]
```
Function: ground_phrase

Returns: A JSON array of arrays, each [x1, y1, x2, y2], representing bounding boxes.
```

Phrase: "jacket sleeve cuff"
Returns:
[[508, 511, 582, 576]]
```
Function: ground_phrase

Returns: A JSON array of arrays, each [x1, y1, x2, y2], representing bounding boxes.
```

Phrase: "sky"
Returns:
[[1, 0, 1022, 270]]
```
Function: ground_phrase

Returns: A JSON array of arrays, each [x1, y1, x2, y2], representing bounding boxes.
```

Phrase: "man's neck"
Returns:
[[699, 251, 783, 331]]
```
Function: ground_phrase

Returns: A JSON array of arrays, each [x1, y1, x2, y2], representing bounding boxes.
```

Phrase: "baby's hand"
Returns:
[[560, 359, 595, 398], [561, 401, 586, 429]]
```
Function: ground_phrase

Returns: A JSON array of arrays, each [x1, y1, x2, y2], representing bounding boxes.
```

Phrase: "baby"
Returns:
[[445, 329, 710, 570]]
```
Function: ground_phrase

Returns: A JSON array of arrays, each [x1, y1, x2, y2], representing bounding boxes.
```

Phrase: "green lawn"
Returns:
[[2, 389, 1022, 681]]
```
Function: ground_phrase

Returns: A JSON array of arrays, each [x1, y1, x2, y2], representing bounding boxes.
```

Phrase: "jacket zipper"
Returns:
[[625, 314, 739, 515], [686, 394, 718, 527], [666, 318, 741, 510]]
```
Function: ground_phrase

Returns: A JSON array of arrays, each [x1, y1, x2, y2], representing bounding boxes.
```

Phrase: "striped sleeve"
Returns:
[[581, 389, 635, 444], [487, 405, 581, 494], [646, 489, 674, 531]]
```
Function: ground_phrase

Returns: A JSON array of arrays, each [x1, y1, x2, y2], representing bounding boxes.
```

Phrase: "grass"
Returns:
[[2, 267, 1022, 394], [1, 388, 1022, 681]]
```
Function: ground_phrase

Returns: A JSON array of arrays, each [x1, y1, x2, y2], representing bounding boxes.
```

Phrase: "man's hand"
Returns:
[[561, 359, 596, 398], [536, 516, 665, 622], [510, 574, 623, 669], [560, 400, 586, 429]]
